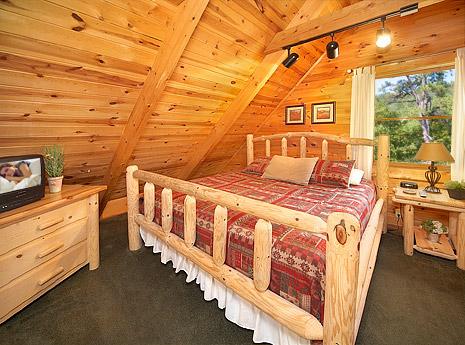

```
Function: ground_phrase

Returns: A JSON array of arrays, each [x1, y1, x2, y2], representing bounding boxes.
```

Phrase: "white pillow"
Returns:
[[261, 156, 319, 185], [349, 168, 364, 185]]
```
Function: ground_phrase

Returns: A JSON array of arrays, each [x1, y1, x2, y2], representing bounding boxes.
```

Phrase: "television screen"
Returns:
[[0, 158, 42, 195]]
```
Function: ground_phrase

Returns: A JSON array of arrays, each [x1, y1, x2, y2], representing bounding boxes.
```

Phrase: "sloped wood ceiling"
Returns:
[[1, 0, 462, 210], [194, 0, 465, 178], [107, 0, 351, 200], [0, 0, 320, 201], [0, 0, 176, 185]]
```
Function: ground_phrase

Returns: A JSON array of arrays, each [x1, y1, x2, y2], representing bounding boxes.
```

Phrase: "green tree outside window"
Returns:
[[375, 70, 454, 163]]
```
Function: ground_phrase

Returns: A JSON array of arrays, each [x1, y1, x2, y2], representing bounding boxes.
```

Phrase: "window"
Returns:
[[375, 70, 455, 163]]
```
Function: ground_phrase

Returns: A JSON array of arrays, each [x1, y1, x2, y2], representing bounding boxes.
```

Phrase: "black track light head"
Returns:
[[326, 33, 339, 59], [282, 48, 299, 68]]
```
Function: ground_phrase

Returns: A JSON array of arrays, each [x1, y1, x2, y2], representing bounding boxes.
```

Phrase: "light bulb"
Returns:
[[376, 27, 391, 48]]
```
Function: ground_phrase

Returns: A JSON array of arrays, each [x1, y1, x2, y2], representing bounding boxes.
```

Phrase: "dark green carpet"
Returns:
[[1, 215, 464, 345]]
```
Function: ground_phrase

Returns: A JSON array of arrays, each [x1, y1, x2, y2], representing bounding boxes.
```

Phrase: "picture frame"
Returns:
[[311, 102, 336, 124], [285, 105, 306, 125]]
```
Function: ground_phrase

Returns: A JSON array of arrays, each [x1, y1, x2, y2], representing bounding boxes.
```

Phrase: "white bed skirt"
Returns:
[[140, 227, 315, 345]]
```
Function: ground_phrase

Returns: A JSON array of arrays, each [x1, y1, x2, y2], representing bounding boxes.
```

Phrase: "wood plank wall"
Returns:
[[0, 0, 176, 186], [0, 0, 311, 201], [100, 0, 314, 200], [194, 0, 464, 230], [0, 0, 463, 225]]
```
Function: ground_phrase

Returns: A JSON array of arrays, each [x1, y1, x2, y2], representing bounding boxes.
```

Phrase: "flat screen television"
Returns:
[[0, 155, 45, 213]]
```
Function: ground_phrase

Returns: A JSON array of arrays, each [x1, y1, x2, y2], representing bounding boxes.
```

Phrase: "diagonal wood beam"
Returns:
[[264, 0, 445, 54], [217, 52, 326, 173], [177, 0, 334, 180], [100, 0, 209, 210]]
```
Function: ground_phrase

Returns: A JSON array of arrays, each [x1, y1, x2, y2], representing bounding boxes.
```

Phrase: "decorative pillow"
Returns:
[[242, 157, 272, 175], [310, 160, 355, 188], [349, 168, 365, 185], [261, 156, 319, 185]]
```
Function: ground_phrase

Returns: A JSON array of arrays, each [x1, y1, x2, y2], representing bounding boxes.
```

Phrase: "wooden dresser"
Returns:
[[0, 185, 106, 323]]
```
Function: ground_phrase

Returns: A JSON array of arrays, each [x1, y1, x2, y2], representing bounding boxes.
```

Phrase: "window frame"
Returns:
[[374, 62, 455, 168]]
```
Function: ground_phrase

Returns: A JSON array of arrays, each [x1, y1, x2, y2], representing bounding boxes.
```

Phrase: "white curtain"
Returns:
[[452, 48, 465, 181], [350, 66, 376, 178]]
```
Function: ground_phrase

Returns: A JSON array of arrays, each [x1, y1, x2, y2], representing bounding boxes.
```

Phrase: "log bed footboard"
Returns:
[[126, 133, 389, 345]]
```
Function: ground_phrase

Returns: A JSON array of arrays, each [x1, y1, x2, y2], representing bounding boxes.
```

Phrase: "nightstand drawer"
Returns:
[[0, 217, 88, 287], [0, 199, 87, 255], [0, 241, 87, 320]]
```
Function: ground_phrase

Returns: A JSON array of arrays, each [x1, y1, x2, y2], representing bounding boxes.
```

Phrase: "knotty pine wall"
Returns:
[[0, 0, 317, 202], [0, 0, 175, 186], [98, 0, 323, 200], [253, 55, 455, 231], [194, 0, 464, 230]]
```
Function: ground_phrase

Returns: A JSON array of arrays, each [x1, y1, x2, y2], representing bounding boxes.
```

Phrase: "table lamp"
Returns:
[[414, 142, 454, 193]]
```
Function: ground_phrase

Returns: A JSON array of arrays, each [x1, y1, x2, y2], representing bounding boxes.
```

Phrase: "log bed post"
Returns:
[[323, 212, 360, 345], [144, 183, 155, 222], [281, 137, 288, 156], [161, 188, 173, 234], [376, 135, 390, 233], [127, 165, 142, 251], [300, 136, 306, 158], [322, 139, 328, 160], [253, 219, 272, 292], [346, 144, 352, 160], [246, 134, 254, 165], [265, 139, 271, 157], [184, 195, 197, 247], [213, 205, 228, 266]]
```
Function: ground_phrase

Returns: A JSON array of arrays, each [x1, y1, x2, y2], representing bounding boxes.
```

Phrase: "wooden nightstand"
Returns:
[[392, 187, 465, 270]]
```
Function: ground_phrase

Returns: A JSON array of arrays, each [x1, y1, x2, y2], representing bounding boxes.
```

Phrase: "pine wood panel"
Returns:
[[197, 1, 461, 228], [197, 0, 462, 182], [0, 0, 175, 189], [105, 0, 313, 199], [1, 0, 462, 220]]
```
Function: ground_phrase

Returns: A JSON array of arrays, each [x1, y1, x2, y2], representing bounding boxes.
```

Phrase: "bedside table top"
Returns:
[[393, 187, 465, 212]]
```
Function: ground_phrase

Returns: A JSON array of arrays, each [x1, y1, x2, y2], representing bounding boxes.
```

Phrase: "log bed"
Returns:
[[125, 132, 390, 345]]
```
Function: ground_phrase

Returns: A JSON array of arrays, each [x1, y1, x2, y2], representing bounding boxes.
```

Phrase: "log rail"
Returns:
[[126, 132, 390, 344]]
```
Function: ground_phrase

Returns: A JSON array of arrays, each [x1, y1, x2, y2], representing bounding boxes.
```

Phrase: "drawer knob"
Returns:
[[37, 243, 64, 259], [38, 217, 64, 231], [38, 267, 64, 286]]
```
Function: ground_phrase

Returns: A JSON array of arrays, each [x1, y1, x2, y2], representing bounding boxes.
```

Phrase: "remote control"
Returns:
[[419, 190, 427, 198]]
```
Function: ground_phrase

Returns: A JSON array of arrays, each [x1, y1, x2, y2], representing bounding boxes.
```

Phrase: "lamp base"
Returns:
[[424, 161, 441, 194], [424, 185, 441, 194]]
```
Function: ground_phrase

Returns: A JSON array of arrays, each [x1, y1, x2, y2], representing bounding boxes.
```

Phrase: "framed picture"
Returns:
[[285, 105, 306, 125], [311, 102, 336, 124]]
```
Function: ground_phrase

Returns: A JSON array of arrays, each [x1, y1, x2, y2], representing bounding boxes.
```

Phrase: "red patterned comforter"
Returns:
[[141, 171, 376, 323]]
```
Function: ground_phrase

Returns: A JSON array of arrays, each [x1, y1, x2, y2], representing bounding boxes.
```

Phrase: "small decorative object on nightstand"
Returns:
[[414, 142, 454, 193], [421, 219, 448, 243], [445, 180, 465, 200]]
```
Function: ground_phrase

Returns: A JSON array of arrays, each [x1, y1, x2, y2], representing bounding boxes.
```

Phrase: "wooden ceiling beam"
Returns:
[[99, 0, 210, 210], [177, 0, 339, 180], [264, 0, 445, 54], [217, 52, 326, 173]]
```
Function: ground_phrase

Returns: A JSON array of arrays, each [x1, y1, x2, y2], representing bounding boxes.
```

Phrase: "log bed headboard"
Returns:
[[246, 132, 390, 231]]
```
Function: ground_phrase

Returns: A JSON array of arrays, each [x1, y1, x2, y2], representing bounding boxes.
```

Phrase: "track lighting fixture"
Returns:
[[278, 4, 420, 63], [282, 47, 299, 68], [326, 33, 339, 59], [376, 17, 392, 48]]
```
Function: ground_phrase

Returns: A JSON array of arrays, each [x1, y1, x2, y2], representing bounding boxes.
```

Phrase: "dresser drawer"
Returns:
[[0, 217, 88, 287], [0, 199, 87, 255], [0, 241, 87, 320]]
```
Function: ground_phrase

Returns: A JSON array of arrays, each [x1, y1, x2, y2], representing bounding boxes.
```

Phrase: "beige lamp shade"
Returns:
[[414, 142, 455, 162]]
